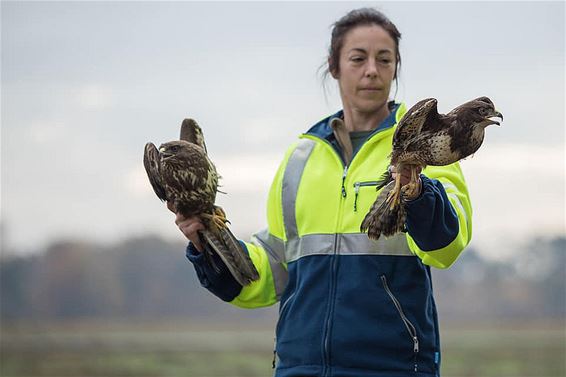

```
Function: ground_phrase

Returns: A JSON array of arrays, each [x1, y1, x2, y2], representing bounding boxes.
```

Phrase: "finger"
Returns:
[[179, 222, 205, 245], [175, 212, 189, 225], [166, 201, 174, 213], [179, 219, 205, 233], [176, 216, 201, 230]]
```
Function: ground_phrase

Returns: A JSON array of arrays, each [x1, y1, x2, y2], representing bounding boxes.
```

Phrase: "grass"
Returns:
[[1, 321, 564, 377]]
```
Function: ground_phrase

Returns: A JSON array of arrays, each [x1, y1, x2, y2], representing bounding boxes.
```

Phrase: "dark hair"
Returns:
[[324, 8, 402, 87]]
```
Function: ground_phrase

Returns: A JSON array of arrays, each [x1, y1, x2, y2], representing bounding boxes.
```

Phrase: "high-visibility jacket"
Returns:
[[187, 102, 472, 377]]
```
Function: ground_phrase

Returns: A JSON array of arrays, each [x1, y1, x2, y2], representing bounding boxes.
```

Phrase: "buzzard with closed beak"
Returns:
[[361, 96, 503, 240], [144, 119, 259, 286]]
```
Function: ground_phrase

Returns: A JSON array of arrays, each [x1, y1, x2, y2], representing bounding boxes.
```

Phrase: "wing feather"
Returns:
[[393, 98, 438, 146], [180, 118, 208, 153], [143, 142, 168, 201]]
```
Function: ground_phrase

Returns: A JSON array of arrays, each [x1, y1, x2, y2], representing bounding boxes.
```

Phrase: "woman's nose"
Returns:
[[365, 60, 379, 78]]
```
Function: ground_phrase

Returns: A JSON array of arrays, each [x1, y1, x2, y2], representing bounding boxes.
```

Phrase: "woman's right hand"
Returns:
[[167, 202, 205, 253]]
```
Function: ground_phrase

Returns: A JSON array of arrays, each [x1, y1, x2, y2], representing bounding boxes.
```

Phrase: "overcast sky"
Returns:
[[2, 1, 564, 261]]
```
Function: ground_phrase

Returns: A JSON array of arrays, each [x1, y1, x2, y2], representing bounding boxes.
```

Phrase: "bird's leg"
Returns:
[[401, 165, 420, 199], [387, 171, 402, 211], [201, 206, 229, 232]]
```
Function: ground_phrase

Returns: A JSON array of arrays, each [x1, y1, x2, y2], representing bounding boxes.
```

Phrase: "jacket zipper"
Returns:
[[300, 130, 394, 376], [322, 233, 340, 377], [353, 181, 380, 212], [381, 275, 419, 373], [325, 167, 346, 377], [341, 166, 349, 198]]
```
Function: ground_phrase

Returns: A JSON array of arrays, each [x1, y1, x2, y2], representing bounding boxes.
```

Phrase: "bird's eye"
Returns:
[[478, 107, 488, 116], [170, 146, 179, 153]]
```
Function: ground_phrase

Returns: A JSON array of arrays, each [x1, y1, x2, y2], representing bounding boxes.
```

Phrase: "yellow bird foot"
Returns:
[[401, 182, 419, 200], [202, 207, 229, 231], [213, 206, 229, 229]]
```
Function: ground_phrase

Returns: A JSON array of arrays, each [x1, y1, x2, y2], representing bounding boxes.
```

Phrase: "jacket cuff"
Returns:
[[185, 242, 242, 301], [405, 175, 459, 251]]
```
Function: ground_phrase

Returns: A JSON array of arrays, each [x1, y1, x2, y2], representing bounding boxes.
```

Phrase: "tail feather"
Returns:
[[360, 180, 407, 240], [200, 228, 259, 286], [218, 226, 260, 284], [198, 232, 222, 273]]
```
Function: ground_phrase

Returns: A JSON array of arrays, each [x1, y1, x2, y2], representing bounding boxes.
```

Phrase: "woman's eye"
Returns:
[[351, 56, 364, 62], [379, 59, 391, 65]]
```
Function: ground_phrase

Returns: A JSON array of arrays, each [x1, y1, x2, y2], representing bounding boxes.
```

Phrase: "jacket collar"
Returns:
[[306, 101, 402, 141]]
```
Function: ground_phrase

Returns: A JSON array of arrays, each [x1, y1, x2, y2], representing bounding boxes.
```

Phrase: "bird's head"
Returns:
[[454, 96, 503, 128], [158, 140, 193, 160]]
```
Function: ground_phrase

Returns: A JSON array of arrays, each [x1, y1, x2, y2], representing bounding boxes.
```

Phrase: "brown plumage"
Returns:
[[143, 119, 259, 286], [361, 96, 503, 240]]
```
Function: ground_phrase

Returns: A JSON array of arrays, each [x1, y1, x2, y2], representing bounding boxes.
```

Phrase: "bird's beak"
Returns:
[[159, 147, 173, 158], [486, 110, 503, 126]]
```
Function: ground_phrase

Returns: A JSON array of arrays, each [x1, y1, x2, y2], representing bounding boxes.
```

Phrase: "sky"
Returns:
[[1, 1, 564, 261]]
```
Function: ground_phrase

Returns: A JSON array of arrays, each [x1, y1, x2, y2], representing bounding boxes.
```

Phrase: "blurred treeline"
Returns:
[[0, 236, 275, 324], [1, 235, 565, 323]]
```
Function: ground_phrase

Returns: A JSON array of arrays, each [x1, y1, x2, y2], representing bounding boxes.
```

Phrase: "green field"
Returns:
[[1, 321, 564, 377]]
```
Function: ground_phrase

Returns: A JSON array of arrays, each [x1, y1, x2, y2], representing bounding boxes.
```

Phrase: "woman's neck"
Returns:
[[342, 102, 390, 132]]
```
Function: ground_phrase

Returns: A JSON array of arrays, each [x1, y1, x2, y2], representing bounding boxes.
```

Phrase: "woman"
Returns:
[[174, 8, 471, 377]]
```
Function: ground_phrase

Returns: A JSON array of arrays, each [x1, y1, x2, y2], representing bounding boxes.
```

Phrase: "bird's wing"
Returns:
[[180, 118, 208, 154], [143, 142, 168, 202], [393, 98, 439, 146]]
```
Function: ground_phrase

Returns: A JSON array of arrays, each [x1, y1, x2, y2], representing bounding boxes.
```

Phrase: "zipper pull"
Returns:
[[413, 336, 419, 353], [413, 336, 419, 372], [353, 182, 360, 211], [341, 166, 348, 198]]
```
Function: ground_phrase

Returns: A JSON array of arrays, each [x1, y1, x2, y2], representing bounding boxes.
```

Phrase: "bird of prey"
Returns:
[[143, 119, 259, 286], [361, 96, 503, 240]]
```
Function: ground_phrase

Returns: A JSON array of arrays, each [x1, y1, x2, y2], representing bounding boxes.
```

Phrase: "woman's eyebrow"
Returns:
[[348, 47, 393, 54], [348, 47, 368, 54]]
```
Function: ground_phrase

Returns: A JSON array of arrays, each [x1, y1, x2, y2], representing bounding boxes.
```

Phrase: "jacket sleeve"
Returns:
[[404, 162, 472, 269], [186, 143, 295, 308]]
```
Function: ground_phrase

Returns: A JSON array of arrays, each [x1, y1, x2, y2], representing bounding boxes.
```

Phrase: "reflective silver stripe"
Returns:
[[441, 182, 469, 225], [285, 233, 413, 263], [282, 139, 316, 240], [253, 229, 288, 299], [448, 193, 468, 224]]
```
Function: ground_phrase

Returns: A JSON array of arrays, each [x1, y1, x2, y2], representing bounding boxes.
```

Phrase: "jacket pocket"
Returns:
[[380, 274, 420, 373], [279, 291, 296, 316], [353, 181, 380, 212], [273, 291, 296, 369]]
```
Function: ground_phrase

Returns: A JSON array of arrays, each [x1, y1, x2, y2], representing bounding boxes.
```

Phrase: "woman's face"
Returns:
[[333, 25, 397, 115]]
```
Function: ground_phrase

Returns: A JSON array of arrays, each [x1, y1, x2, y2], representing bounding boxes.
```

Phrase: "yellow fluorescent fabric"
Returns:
[[230, 241, 280, 308], [296, 130, 397, 235], [294, 138, 343, 235]]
